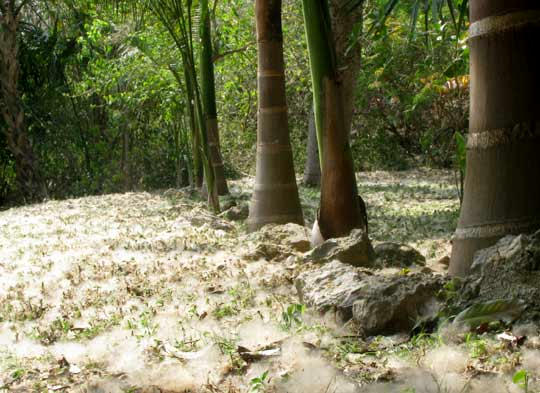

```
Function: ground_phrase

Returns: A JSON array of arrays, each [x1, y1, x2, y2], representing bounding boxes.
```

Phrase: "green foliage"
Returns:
[[249, 370, 269, 393], [1, 0, 471, 205], [352, 0, 469, 170], [513, 370, 530, 393], [454, 131, 466, 203], [453, 299, 526, 329], [454, 132, 466, 173], [5, 7, 191, 202], [464, 334, 488, 358], [281, 303, 305, 330]]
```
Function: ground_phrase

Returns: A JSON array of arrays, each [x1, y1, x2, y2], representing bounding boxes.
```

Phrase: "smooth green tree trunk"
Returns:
[[302, 0, 366, 241]]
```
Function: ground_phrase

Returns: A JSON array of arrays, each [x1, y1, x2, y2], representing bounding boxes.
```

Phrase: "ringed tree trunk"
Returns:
[[199, 0, 229, 195], [302, 0, 366, 241], [247, 0, 304, 232], [0, 2, 47, 202], [449, 1, 540, 276]]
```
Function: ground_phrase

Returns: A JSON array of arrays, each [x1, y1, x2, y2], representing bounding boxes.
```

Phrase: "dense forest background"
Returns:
[[0, 0, 469, 206]]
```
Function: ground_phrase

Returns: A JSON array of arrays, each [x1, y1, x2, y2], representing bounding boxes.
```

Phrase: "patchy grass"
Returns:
[[0, 169, 537, 392]]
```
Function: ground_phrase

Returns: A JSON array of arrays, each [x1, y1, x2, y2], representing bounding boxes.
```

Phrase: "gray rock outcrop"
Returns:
[[296, 260, 372, 320], [351, 273, 445, 335], [243, 223, 311, 261], [296, 260, 446, 334], [454, 229, 540, 321], [221, 203, 249, 221], [306, 228, 375, 267], [258, 223, 311, 252]]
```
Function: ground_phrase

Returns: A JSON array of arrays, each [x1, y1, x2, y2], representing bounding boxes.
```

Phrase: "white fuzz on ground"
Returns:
[[274, 341, 356, 393], [237, 319, 288, 349], [423, 345, 469, 375], [521, 349, 540, 373], [513, 323, 539, 337], [0, 172, 533, 392]]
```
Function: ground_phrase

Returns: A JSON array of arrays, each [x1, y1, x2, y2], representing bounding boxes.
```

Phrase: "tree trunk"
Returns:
[[329, 0, 363, 135], [0, 4, 47, 202], [302, 0, 366, 241], [121, 127, 131, 191], [247, 0, 304, 232], [184, 67, 203, 188], [303, 108, 321, 187], [302, 1, 362, 187], [200, 0, 229, 195], [449, 2, 540, 276]]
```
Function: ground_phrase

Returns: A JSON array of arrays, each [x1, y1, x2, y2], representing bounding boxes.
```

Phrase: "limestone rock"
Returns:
[[374, 242, 426, 268], [306, 228, 375, 267], [245, 243, 290, 261], [295, 259, 446, 334], [243, 223, 311, 261], [295, 260, 372, 320], [220, 197, 237, 212], [470, 234, 532, 274], [221, 203, 249, 221], [454, 229, 540, 322], [438, 255, 450, 266], [258, 223, 311, 252], [351, 273, 446, 335]]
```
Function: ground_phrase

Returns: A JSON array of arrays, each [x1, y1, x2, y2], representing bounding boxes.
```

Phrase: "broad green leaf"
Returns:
[[453, 299, 526, 328], [513, 369, 528, 388]]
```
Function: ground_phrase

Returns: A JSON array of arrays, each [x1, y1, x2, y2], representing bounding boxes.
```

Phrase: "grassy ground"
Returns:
[[0, 169, 537, 393]]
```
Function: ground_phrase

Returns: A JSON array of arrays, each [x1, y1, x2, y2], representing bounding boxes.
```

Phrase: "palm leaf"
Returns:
[[456, 0, 468, 38], [446, 0, 457, 32], [367, 0, 399, 35], [409, 0, 420, 38], [453, 299, 526, 329]]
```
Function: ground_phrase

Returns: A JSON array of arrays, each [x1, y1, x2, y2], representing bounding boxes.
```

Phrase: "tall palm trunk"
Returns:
[[302, 0, 366, 240], [199, 0, 228, 195], [449, 2, 540, 276], [247, 0, 304, 232], [0, 2, 47, 202]]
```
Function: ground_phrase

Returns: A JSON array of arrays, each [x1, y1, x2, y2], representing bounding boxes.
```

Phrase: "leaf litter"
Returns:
[[0, 169, 538, 392]]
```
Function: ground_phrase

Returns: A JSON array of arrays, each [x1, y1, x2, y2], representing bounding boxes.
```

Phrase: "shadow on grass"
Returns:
[[298, 177, 460, 246]]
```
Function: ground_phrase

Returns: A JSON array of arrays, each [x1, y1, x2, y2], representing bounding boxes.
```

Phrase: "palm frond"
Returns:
[[366, 0, 469, 38]]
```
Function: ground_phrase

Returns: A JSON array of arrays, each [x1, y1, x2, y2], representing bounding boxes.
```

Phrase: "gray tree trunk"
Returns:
[[330, 0, 363, 135], [303, 108, 321, 187]]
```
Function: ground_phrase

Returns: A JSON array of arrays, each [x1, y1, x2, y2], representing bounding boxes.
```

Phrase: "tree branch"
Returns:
[[212, 41, 255, 63]]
